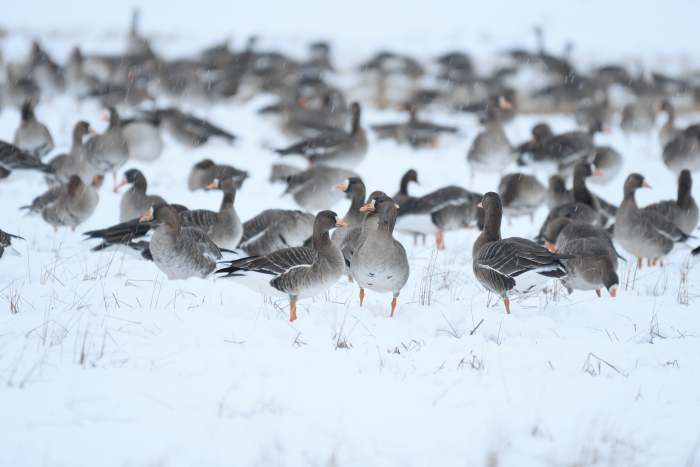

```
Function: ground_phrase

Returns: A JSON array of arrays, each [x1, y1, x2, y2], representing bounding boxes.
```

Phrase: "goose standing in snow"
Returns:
[[282, 165, 360, 211], [331, 177, 366, 247], [0, 229, 24, 259], [642, 170, 698, 235], [120, 118, 163, 162], [615, 173, 692, 268], [238, 209, 315, 256], [588, 146, 622, 186], [217, 211, 348, 322], [188, 159, 249, 191], [559, 237, 619, 297], [141, 203, 222, 280], [543, 217, 622, 261], [0, 140, 55, 175], [274, 102, 368, 170], [13, 101, 54, 158], [658, 100, 679, 149], [467, 104, 516, 180], [497, 173, 546, 224], [22, 175, 98, 232], [393, 169, 419, 209], [82, 107, 129, 189], [662, 125, 700, 176], [350, 194, 410, 317], [472, 192, 573, 314], [114, 169, 166, 222], [46, 121, 98, 186]]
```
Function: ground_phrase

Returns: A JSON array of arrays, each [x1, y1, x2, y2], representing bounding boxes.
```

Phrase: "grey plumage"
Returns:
[[498, 173, 546, 221], [13, 101, 54, 158], [238, 209, 315, 256], [0, 140, 54, 174], [282, 165, 360, 211], [331, 177, 366, 247], [117, 169, 166, 223], [467, 106, 515, 176], [188, 159, 248, 191], [662, 125, 700, 176], [23, 175, 98, 231], [46, 121, 96, 186], [642, 170, 698, 235], [82, 107, 129, 177], [559, 238, 619, 297], [0, 229, 24, 259]]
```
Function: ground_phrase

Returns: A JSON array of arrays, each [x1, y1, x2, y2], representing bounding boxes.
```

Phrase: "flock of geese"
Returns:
[[1, 14, 699, 321]]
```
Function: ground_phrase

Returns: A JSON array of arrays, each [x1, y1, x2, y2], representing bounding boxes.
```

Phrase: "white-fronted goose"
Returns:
[[0, 229, 24, 259], [658, 100, 679, 149], [340, 190, 387, 279], [282, 166, 360, 211], [371, 108, 459, 149], [13, 101, 54, 158], [393, 169, 419, 210], [22, 175, 98, 232], [141, 203, 222, 280], [467, 105, 516, 179], [27, 42, 66, 100], [114, 169, 166, 222], [0, 140, 54, 175], [588, 146, 622, 185], [331, 177, 366, 248], [543, 217, 618, 255], [188, 159, 249, 191], [498, 173, 546, 223], [559, 238, 619, 297], [546, 174, 572, 210], [574, 92, 613, 129], [217, 211, 348, 322], [472, 192, 572, 314], [82, 107, 129, 188], [662, 125, 700, 176], [120, 118, 163, 162], [642, 170, 698, 235], [350, 194, 410, 316], [238, 209, 315, 256], [620, 100, 657, 136], [615, 174, 692, 268], [517, 123, 554, 166], [46, 121, 98, 186], [395, 185, 482, 250], [152, 108, 237, 148], [275, 103, 367, 169]]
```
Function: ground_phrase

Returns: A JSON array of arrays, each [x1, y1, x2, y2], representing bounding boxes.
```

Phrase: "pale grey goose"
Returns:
[[282, 165, 360, 211], [642, 170, 698, 235], [339, 190, 388, 280], [546, 175, 572, 210], [620, 100, 657, 137], [274, 102, 368, 170], [238, 209, 315, 256], [467, 105, 516, 179], [0, 140, 55, 175], [472, 192, 572, 314], [188, 159, 249, 191], [393, 169, 419, 210], [0, 229, 24, 259], [543, 217, 619, 256], [559, 237, 619, 297], [371, 108, 459, 149], [588, 146, 622, 186], [120, 118, 163, 162], [141, 203, 222, 280], [82, 107, 129, 189], [217, 211, 348, 322], [497, 173, 546, 224], [662, 125, 700, 176], [46, 121, 98, 186], [13, 100, 54, 158], [615, 173, 692, 269], [331, 177, 366, 248], [658, 100, 679, 149], [22, 175, 98, 232], [114, 169, 166, 223], [150, 108, 237, 148], [350, 194, 409, 316]]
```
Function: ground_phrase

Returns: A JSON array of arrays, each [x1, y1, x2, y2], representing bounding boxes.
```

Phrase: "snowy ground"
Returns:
[[2, 3, 700, 466]]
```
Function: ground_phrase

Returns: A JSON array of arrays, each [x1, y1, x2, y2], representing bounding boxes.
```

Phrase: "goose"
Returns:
[[331, 177, 366, 247], [141, 203, 222, 280], [350, 194, 410, 317], [274, 102, 368, 169], [615, 174, 692, 268], [0, 229, 24, 259], [282, 166, 360, 211], [0, 140, 54, 175], [620, 100, 657, 137], [658, 100, 679, 149], [498, 173, 546, 224], [13, 100, 54, 158], [546, 174, 572, 210], [177, 176, 243, 250], [22, 175, 98, 232], [543, 217, 618, 254], [559, 238, 619, 297], [114, 169, 166, 222], [279, 90, 351, 139], [642, 170, 698, 235], [217, 211, 348, 322], [82, 107, 129, 189], [151, 108, 237, 148], [27, 42, 66, 100], [456, 92, 517, 123], [120, 118, 163, 162], [371, 108, 459, 149], [588, 146, 622, 185], [46, 121, 98, 186], [472, 192, 573, 314], [188, 159, 249, 191], [536, 163, 604, 242], [662, 125, 700, 176], [339, 190, 388, 279], [238, 209, 315, 256], [467, 105, 516, 179], [574, 92, 613, 130], [516, 123, 554, 166], [395, 185, 482, 250], [393, 169, 419, 210]]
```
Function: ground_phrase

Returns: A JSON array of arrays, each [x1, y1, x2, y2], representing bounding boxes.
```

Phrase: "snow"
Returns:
[[2, 2, 700, 466]]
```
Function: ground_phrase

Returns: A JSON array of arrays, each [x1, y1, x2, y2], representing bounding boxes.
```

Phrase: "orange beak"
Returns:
[[499, 99, 513, 109], [592, 168, 604, 176], [101, 113, 109, 122], [333, 180, 349, 191], [394, 203, 400, 209], [206, 180, 219, 190], [642, 181, 652, 189], [297, 97, 309, 106], [601, 126, 612, 134], [89, 128, 99, 135], [609, 288, 617, 298], [113, 177, 127, 193], [545, 241, 556, 252], [529, 137, 537, 145], [140, 210, 154, 222], [335, 217, 348, 227], [477, 202, 483, 208], [360, 200, 376, 212]]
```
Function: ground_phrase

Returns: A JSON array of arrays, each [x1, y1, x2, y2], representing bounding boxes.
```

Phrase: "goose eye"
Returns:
[[378, 199, 384, 204]]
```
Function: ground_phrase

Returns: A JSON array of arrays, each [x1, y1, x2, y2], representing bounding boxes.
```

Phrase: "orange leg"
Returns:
[[113, 172, 117, 191], [422, 235, 426, 246], [348, 277, 354, 283], [637, 258, 642, 269], [359, 288, 365, 306], [507, 217, 512, 227], [436, 231, 446, 250], [289, 301, 297, 322], [71, 226, 76, 232], [647, 259, 651, 267], [530, 214, 535, 224], [413, 236, 417, 246], [390, 298, 397, 317], [652, 259, 657, 266], [660, 260, 664, 267], [504, 298, 511, 314], [595, 289, 601, 298]]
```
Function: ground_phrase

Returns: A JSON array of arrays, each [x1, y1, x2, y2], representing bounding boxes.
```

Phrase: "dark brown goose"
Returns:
[[141, 203, 222, 280], [472, 192, 572, 314], [217, 211, 348, 322], [498, 173, 546, 224]]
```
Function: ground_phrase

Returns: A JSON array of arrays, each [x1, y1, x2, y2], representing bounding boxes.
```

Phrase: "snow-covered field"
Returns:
[[2, 2, 700, 466]]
